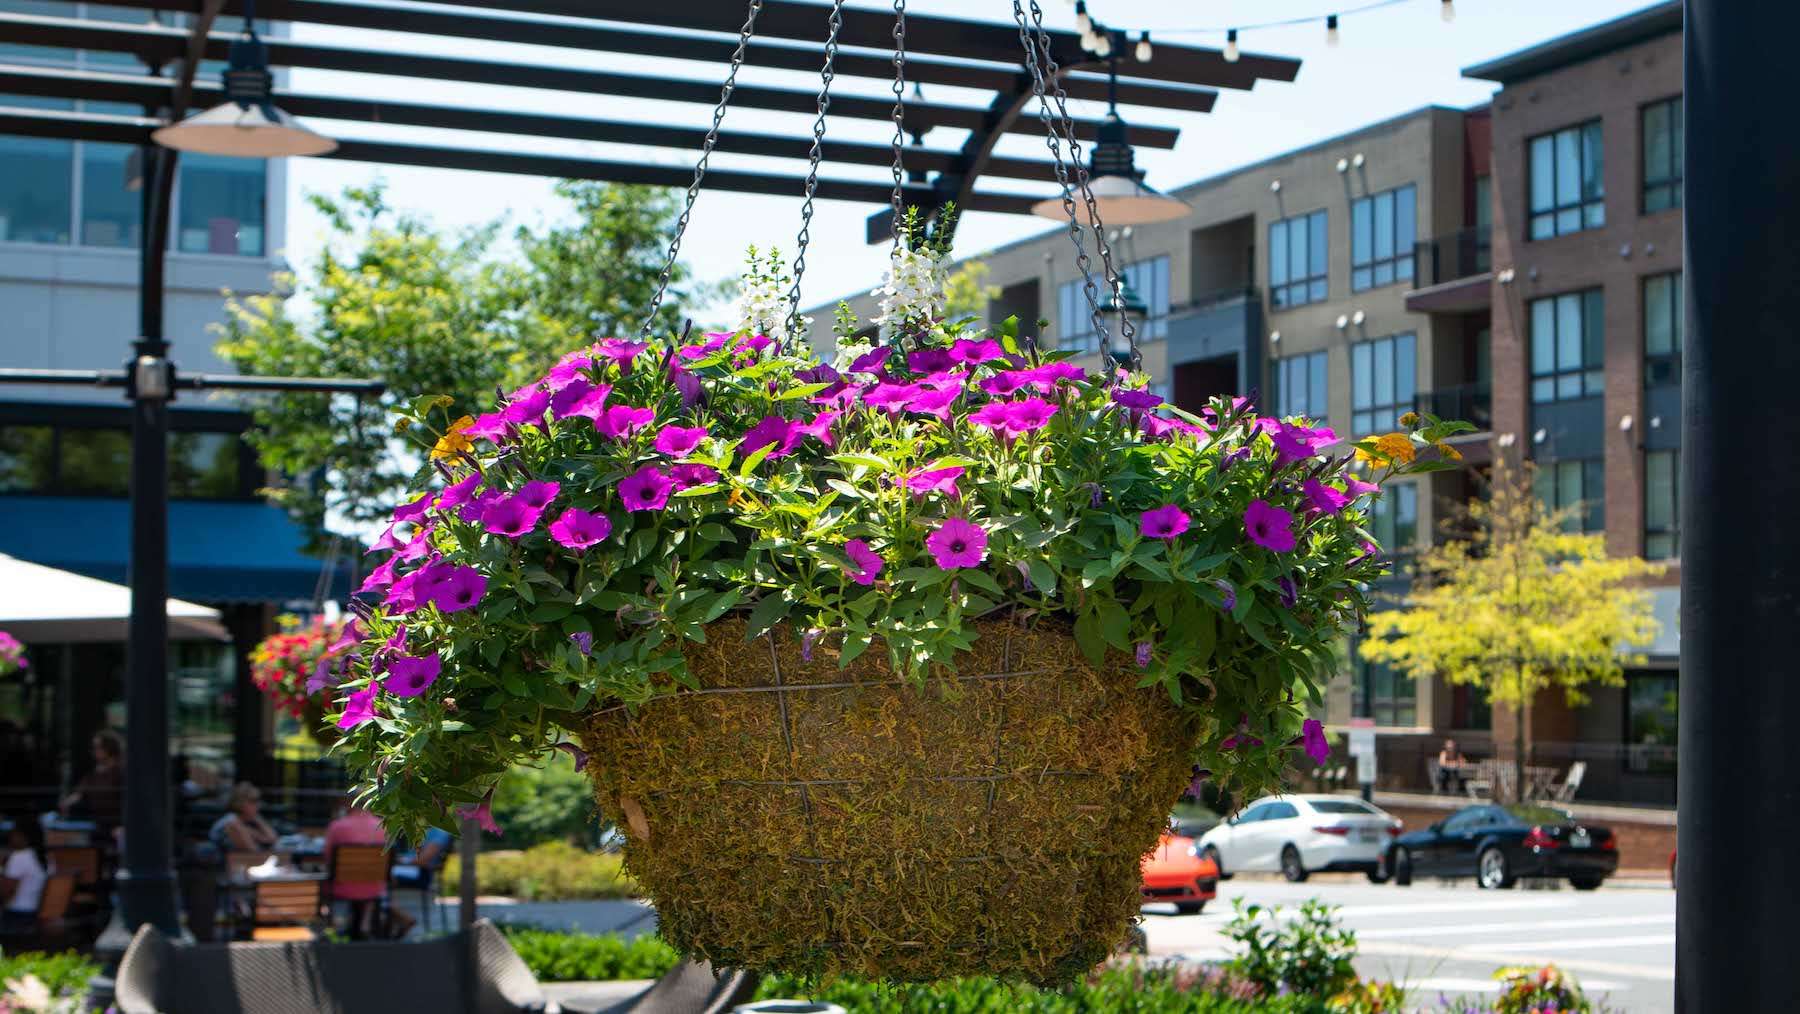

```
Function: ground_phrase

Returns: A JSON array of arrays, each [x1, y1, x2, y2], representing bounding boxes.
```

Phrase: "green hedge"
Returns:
[[496, 924, 679, 982], [442, 841, 638, 900], [0, 950, 101, 1002]]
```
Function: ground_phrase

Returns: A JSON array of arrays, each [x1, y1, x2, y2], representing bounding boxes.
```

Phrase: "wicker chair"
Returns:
[[115, 917, 548, 1014], [580, 959, 759, 1014]]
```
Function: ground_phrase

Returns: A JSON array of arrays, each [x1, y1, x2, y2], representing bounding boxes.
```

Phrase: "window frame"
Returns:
[[1055, 254, 1172, 356], [1535, 457, 1605, 534], [1641, 95, 1683, 215], [1351, 183, 1417, 292], [1352, 648, 1417, 728], [1645, 448, 1680, 560], [1268, 209, 1329, 309], [1274, 350, 1329, 421], [1529, 289, 1605, 404], [1528, 119, 1606, 240], [1365, 481, 1418, 553], [1643, 271, 1682, 387], [1350, 332, 1417, 435]]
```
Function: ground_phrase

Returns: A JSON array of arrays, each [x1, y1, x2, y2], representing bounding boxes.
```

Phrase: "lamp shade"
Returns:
[[152, 101, 337, 158], [1032, 173, 1189, 225]]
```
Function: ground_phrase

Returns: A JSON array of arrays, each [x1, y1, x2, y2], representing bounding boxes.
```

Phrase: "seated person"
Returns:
[[1435, 738, 1468, 792], [209, 782, 279, 855], [2, 820, 47, 930], [391, 826, 454, 888], [324, 801, 404, 939]]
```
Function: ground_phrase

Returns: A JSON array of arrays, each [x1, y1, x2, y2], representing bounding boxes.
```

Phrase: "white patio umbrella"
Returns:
[[0, 554, 228, 643]]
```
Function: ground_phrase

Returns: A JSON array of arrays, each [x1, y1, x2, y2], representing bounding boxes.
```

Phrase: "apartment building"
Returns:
[[805, 3, 1683, 806]]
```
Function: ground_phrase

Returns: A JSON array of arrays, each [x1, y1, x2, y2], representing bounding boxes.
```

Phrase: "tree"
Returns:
[[942, 259, 999, 322], [214, 181, 712, 550], [1358, 458, 1663, 800]]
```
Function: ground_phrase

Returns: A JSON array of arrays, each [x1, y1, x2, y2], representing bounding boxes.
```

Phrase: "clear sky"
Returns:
[[279, 0, 1661, 324]]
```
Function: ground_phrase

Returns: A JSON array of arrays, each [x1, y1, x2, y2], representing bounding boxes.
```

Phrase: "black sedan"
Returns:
[[1387, 804, 1619, 890]]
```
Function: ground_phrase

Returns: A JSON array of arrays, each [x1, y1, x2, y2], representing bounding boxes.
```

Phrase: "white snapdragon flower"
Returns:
[[870, 243, 948, 329]]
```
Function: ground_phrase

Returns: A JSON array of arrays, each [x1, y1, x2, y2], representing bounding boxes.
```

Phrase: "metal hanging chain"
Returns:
[[888, 0, 908, 250], [639, 0, 765, 338], [1010, 0, 1106, 352], [785, 0, 847, 337], [1026, 0, 1138, 373]]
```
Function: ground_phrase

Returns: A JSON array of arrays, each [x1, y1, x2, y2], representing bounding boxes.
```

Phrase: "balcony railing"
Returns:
[[1416, 382, 1492, 432], [1413, 226, 1492, 287]]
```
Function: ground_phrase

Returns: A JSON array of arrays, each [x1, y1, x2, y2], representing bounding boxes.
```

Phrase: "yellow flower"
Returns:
[[1373, 432, 1416, 464], [431, 415, 475, 461], [1398, 411, 1420, 429], [1435, 440, 1464, 462]]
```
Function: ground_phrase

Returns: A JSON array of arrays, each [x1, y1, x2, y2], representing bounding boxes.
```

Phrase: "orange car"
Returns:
[[1140, 831, 1220, 914]]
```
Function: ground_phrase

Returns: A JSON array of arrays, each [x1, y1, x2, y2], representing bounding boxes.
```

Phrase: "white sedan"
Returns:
[[1195, 794, 1403, 883]]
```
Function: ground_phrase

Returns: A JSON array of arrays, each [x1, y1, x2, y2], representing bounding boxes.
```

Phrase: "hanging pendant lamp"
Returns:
[[152, 7, 337, 158], [1032, 35, 1188, 226]]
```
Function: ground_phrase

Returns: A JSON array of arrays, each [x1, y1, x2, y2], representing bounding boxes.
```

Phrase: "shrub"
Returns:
[[489, 754, 602, 848], [494, 925, 678, 982], [0, 950, 98, 1011], [440, 841, 637, 900], [1223, 898, 1360, 1001], [1488, 965, 1594, 1014], [755, 962, 1309, 1013]]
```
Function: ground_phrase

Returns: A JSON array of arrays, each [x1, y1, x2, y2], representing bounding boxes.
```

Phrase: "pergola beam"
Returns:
[[0, 12, 1179, 148], [79, 0, 1222, 112], [0, 104, 1040, 214], [0, 63, 1063, 183]]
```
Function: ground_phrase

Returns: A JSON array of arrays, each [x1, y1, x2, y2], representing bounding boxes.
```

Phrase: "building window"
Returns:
[[1452, 684, 1491, 731], [80, 140, 141, 249], [1530, 289, 1604, 403], [1645, 449, 1679, 560], [1366, 481, 1418, 553], [1275, 351, 1328, 421], [0, 96, 75, 245], [0, 425, 54, 492], [1535, 458, 1604, 534], [1269, 209, 1327, 309], [1351, 183, 1416, 291], [1625, 672, 1677, 774], [1642, 96, 1683, 214], [1529, 120, 1605, 239], [1643, 271, 1682, 387], [1351, 333, 1416, 435], [1352, 651, 1416, 728], [0, 423, 252, 499], [1055, 255, 1170, 356], [176, 154, 268, 256]]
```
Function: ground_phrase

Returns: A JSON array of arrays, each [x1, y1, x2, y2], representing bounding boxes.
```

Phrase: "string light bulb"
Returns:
[[1441, 0, 1456, 21], [1080, 27, 1100, 53], [1224, 28, 1240, 63], [1093, 31, 1113, 58], [1135, 31, 1152, 63], [1326, 14, 1340, 47], [1074, 1, 1091, 34]]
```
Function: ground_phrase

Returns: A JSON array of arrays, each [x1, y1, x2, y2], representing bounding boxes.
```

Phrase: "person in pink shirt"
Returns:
[[323, 800, 391, 938]]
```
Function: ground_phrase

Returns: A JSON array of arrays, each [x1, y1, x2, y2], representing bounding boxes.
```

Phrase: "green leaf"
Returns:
[[744, 593, 793, 640], [1026, 559, 1058, 596], [1097, 599, 1130, 650], [700, 588, 743, 623], [829, 452, 894, 472], [1073, 610, 1106, 667], [528, 601, 573, 623], [959, 568, 1005, 597], [739, 441, 776, 477]]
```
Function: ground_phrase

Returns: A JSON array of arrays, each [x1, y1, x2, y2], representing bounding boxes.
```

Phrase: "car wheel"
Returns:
[[1569, 876, 1604, 891], [1174, 901, 1206, 915], [1280, 845, 1309, 883], [1392, 846, 1413, 887], [1477, 846, 1516, 889], [1201, 845, 1232, 881], [1366, 865, 1391, 885]]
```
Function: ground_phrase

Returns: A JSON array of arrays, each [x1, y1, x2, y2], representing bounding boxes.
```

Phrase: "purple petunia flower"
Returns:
[[517, 480, 561, 511], [553, 740, 589, 772], [1302, 719, 1330, 766], [794, 409, 840, 448], [392, 492, 432, 525], [1136, 642, 1153, 668], [740, 415, 798, 459], [844, 539, 884, 586], [679, 332, 730, 360], [1215, 580, 1237, 612], [1303, 478, 1351, 516], [654, 424, 709, 456], [801, 628, 822, 662], [367, 522, 406, 554], [396, 524, 436, 562], [916, 369, 969, 391], [542, 352, 594, 392], [1270, 421, 1338, 465], [549, 507, 612, 550], [949, 338, 1006, 364], [904, 466, 963, 499], [1022, 361, 1086, 390], [1140, 504, 1191, 540], [305, 657, 338, 695], [596, 404, 654, 440], [669, 363, 704, 408], [1244, 499, 1297, 553], [862, 382, 921, 415], [905, 386, 960, 420], [324, 619, 365, 657], [482, 495, 543, 539], [1113, 388, 1164, 412], [848, 346, 893, 375], [552, 380, 611, 422], [595, 338, 648, 370], [569, 631, 593, 656], [435, 471, 483, 513], [977, 371, 1033, 397], [669, 463, 721, 490], [1004, 397, 1059, 434], [969, 401, 1015, 433], [463, 413, 511, 443], [906, 347, 954, 374], [382, 567, 429, 614], [425, 564, 487, 614], [385, 653, 441, 697], [1277, 575, 1299, 608], [926, 518, 988, 570], [337, 683, 378, 729], [502, 386, 552, 427], [1343, 472, 1380, 497], [358, 556, 399, 594], [459, 488, 503, 524], [459, 794, 502, 836], [618, 465, 674, 511]]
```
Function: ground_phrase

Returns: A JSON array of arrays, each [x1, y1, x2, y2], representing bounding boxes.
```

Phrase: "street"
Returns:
[[1142, 876, 1675, 1013]]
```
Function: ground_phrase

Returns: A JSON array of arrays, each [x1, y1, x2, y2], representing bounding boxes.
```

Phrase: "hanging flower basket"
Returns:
[[249, 614, 354, 748], [329, 225, 1462, 982], [0, 631, 28, 679]]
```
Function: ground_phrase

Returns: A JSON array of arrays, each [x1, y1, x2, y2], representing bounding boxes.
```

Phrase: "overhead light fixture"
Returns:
[[1326, 14, 1341, 48], [1135, 31, 1153, 63], [1224, 29, 1240, 64], [152, 2, 337, 158], [1031, 53, 1188, 226], [1074, 1, 1092, 34]]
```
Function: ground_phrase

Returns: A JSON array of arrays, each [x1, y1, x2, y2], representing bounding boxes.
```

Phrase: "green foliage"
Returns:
[[440, 842, 636, 901], [214, 181, 712, 549], [942, 259, 1000, 323], [1223, 898, 1360, 1000], [0, 950, 100, 1005], [334, 226, 1452, 839], [495, 925, 678, 982], [490, 753, 600, 847], [754, 965, 1296, 1013]]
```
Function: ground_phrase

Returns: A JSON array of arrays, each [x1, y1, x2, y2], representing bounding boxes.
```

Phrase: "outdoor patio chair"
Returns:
[[250, 878, 324, 942], [327, 843, 392, 938], [115, 917, 548, 1014], [1553, 760, 1588, 802], [581, 958, 759, 1014], [0, 870, 75, 951]]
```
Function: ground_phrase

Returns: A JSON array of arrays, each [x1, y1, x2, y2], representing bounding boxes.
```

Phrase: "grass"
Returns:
[[441, 840, 638, 901]]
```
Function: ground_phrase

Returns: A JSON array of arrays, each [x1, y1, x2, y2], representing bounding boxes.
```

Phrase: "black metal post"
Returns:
[[1679, 2, 1800, 1010], [114, 140, 183, 937]]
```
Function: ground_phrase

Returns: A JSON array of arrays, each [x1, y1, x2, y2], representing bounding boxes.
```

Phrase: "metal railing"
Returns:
[[1413, 226, 1491, 286], [1301, 735, 1677, 808]]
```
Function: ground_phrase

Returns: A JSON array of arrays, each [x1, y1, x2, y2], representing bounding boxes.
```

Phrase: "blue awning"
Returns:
[[0, 495, 347, 605]]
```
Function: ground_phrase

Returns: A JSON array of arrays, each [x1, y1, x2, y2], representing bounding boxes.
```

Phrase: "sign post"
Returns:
[[1347, 718, 1377, 802]]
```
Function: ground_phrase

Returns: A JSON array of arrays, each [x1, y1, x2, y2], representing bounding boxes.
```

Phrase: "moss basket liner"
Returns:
[[581, 615, 1203, 984]]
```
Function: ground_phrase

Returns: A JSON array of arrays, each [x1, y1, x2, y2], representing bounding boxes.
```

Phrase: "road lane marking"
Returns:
[[1479, 933, 1675, 953], [1357, 914, 1673, 940]]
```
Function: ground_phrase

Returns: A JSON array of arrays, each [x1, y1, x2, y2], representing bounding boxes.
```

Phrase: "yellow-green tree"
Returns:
[[1359, 458, 1664, 800], [942, 259, 999, 322]]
